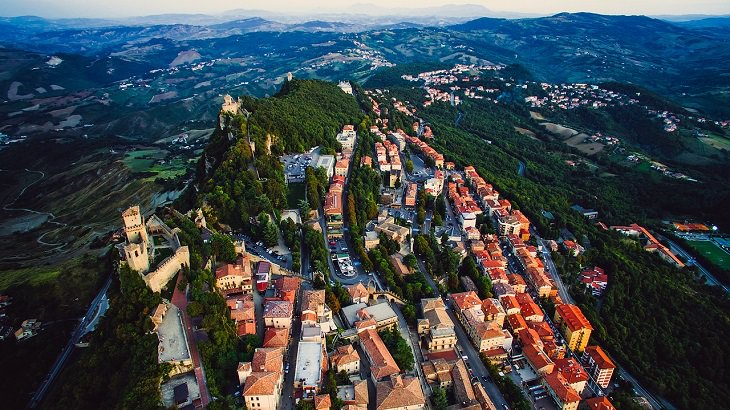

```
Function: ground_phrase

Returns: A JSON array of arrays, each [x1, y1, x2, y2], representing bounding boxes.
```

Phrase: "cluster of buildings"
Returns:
[[405, 135, 444, 169], [400, 64, 505, 108], [524, 83, 638, 111], [374, 138, 402, 188], [610, 223, 685, 268], [579, 267, 608, 297]]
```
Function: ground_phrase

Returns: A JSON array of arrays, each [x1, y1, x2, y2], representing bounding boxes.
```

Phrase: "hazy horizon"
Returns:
[[2, 0, 729, 19]]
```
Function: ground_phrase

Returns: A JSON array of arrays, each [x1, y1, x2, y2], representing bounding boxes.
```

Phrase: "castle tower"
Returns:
[[125, 242, 150, 273], [122, 206, 148, 244]]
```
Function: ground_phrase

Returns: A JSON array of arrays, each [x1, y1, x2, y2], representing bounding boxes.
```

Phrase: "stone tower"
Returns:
[[122, 206, 150, 273], [122, 205, 148, 244]]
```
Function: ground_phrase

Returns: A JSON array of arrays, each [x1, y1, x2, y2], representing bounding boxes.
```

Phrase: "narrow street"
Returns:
[[171, 273, 211, 407]]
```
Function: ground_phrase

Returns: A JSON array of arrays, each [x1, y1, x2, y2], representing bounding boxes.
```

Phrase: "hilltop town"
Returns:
[[6, 71, 728, 410], [101, 78, 681, 410]]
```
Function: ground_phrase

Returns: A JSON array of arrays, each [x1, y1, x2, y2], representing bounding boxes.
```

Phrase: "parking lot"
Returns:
[[281, 153, 313, 183]]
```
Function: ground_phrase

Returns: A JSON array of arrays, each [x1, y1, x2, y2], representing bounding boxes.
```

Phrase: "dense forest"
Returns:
[[194, 79, 362, 230], [46, 264, 166, 410], [380, 85, 730, 409]]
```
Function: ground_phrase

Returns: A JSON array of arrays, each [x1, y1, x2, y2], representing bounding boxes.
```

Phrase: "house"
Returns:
[[481, 298, 506, 327], [579, 267, 608, 296], [421, 359, 455, 388], [335, 159, 350, 177], [274, 276, 300, 302], [315, 394, 332, 410], [364, 231, 381, 250], [522, 341, 554, 376], [263, 300, 293, 329], [256, 262, 271, 292], [241, 348, 285, 410], [374, 217, 410, 244], [553, 357, 589, 395], [543, 372, 581, 410], [418, 298, 457, 352], [554, 304, 593, 353], [347, 282, 370, 304], [330, 344, 361, 375], [343, 303, 398, 331], [375, 374, 426, 410], [581, 345, 615, 389], [359, 328, 400, 382], [562, 240, 584, 257], [263, 327, 289, 349], [404, 183, 418, 207], [390, 254, 411, 276], [301, 290, 336, 333], [215, 254, 252, 293], [14, 319, 41, 341], [228, 294, 256, 336]]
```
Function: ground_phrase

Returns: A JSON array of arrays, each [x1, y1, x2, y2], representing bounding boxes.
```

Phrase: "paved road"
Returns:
[[172, 274, 211, 407], [656, 233, 729, 294], [29, 274, 112, 408], [414, 256, 509, 409]]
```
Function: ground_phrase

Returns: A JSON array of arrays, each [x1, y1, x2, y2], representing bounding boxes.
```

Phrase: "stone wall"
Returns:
[[144, 246, 190, 293]]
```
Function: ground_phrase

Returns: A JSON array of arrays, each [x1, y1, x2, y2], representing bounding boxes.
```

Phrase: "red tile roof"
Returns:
[[555, 304, 593, 331]]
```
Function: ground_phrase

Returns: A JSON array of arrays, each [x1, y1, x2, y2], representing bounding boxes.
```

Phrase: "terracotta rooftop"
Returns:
[[555, 304, 593, 331], [315, 394, 332, 410], [301, 289, 326, 314], [584, 345, 616, 369], [375, 375, 425, 410], [262, 327, 289, 348], [554, 357, 589, 385], [583, 396, 616, 410], [242, 371, 279, 396], [274, 276, 300, 292], [359, 328, 400, 380], [251, 347, 284, 373], [330, 344, 360, 368], [544, 372, 581, 404], [450, 291, 481, 312], [347, 282, 369, 300]]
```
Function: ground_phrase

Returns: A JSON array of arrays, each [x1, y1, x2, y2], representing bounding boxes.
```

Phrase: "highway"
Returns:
[[656, 233, 730, 294], [29, 274, 113, 408]]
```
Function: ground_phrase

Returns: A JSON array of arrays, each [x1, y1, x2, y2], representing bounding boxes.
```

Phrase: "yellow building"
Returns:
[[553, 304, 593, 353]]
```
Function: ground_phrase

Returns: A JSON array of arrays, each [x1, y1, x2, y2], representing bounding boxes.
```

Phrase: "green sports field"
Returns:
[[686, 240, 730, 270]]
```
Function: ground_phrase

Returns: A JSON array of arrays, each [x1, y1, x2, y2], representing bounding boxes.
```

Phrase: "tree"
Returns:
[[403, 254, 418, 271], [431, 386, 449, 410], [379, 327, 414, 372], [211, 233, 237, 263], [405, 159, 414, 173]]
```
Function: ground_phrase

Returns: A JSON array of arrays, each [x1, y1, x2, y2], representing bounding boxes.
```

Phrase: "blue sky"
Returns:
[[2, 1, 729, 18]]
